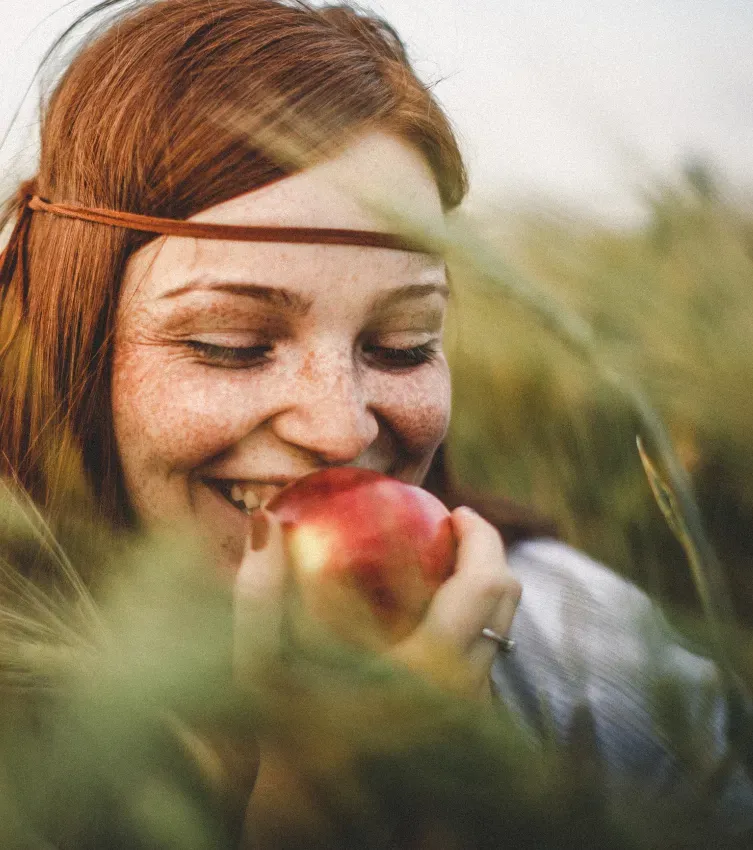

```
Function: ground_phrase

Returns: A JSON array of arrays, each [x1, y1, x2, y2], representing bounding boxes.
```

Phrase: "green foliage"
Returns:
[[0, 481, 719, 850], [447, 180, 753, 633]]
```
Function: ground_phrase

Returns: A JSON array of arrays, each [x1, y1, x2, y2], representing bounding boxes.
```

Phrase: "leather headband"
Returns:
[[24, 194, 425, 252], [1, 181, 431, 305]]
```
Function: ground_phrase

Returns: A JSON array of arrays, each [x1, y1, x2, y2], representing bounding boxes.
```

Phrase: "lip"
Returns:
[[202, 477, 293, 510], [202, 475, 297, 488], [200, 463, 402, 510]]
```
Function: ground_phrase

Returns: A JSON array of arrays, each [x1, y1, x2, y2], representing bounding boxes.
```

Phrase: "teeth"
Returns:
[[227, 483, 261, 513], [242, 490, 261, 511]]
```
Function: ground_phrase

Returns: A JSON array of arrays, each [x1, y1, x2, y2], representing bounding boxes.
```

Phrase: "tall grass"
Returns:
[[0, 479, 666, 850], [447, 171, 753, 636]]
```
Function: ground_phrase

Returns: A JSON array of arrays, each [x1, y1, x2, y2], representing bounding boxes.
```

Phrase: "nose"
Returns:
[[271, 348, 380, 465]]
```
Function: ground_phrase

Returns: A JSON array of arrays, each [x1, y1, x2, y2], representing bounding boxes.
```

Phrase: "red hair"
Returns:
[[0, 0, 467, 524]]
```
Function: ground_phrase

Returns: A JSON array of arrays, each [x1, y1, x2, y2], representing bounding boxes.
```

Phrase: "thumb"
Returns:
[[233, 509, 289, 685]]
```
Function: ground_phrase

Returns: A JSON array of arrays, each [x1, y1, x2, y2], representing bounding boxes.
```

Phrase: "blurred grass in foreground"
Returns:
[[447, 168, 753, 631], [3, 475, 750, 849], [0, 481, 672, 850]]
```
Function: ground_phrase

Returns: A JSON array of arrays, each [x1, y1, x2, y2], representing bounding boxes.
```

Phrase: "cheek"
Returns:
[[111, 341, 264, 471], [372, 362, 451, 456]]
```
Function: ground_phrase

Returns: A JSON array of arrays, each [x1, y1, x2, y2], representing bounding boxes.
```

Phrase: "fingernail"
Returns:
[[250, 509, 269, 551]]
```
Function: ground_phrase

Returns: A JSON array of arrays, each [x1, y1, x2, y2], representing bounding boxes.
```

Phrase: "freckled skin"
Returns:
[[111, 133, 452, 573], [298, 351, 316, 382]]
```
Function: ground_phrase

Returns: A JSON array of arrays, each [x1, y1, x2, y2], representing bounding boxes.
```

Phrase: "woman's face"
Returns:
[[112, 133, 451, 572]]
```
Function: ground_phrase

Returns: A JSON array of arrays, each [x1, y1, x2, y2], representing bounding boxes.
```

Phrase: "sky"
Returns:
[[1, 0, 752, 222]]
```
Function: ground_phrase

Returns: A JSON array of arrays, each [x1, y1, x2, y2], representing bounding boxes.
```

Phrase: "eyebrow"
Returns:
[[159, 280, 313, 316], [372, 282, 450, 311], [158, 279, 449, 315]]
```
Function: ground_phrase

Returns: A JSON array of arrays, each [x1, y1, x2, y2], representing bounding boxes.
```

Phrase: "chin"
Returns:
[[214, 532, 248, 575]]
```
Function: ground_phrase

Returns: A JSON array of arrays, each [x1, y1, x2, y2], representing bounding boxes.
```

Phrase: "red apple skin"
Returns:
[[267, 468, 456, 642]]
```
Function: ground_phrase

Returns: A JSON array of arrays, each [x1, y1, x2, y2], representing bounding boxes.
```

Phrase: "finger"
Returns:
[[391, 507, 521, 699], [419, 506, 514, 651], [233, 509, 288, 683], [485, 579, 522, 638], [466, 577, 522, 672]]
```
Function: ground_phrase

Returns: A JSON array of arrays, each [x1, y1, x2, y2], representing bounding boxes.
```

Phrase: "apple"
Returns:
[[267, 467, 456, 643]]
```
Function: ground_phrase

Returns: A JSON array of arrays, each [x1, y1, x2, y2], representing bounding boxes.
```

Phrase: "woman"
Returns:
[[0, 0, 751, 844]]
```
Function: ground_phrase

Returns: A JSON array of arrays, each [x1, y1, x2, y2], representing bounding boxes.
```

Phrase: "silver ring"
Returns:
[[481, 627, 516, 653]]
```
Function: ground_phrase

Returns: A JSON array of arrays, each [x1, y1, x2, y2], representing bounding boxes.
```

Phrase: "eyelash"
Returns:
[[363, 341, 439, 369], [184, 341, 272, 368], [184, 340, 439, 370]]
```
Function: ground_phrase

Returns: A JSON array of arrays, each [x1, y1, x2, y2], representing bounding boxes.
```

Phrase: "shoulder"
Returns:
[[508, 537, 653, 614], [501, 536, 720, 717], [505, 537, 672, 666], [493, 538, 753, 834]]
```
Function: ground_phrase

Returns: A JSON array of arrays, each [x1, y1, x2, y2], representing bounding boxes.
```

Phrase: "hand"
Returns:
[[390, 506, 522, 701], [171, 514, 283, 844], [232, 505, 521, 700], [233, 505, 520, 849], [233, 510, 289, 686]]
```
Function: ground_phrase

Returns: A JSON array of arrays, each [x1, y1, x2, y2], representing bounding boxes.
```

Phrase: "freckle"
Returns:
[[299, 351, 316, 380]]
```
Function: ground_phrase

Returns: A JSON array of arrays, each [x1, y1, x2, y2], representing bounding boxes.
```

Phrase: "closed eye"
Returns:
[[363, 341, 439, 370], [184, 340, 273, 368], [184, 339, 439, 370]]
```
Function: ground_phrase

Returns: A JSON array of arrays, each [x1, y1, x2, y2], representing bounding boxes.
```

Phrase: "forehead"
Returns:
[[122, 132, 447, 303], [192, 131, 445, 230]]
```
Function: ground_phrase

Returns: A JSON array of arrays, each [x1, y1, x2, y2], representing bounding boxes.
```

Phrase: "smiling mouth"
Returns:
[[205, 463, 400, 516], [205, 480, 284, 515]]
